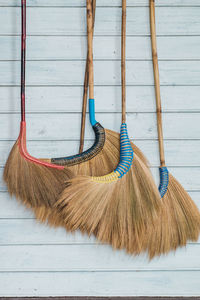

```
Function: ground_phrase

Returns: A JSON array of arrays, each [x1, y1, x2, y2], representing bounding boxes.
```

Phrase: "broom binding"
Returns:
[[51, 122, 105, 166], [159, 166, 169, 198], [19, 122, 64, 170], [51, 97, 106, 166], [115, 123, 133, 178], [92, 123, 134, 183]]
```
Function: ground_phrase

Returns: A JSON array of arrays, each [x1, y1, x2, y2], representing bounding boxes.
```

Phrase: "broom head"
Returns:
[[144, 167, 200, 259], [3, 121, 72, 209], [55, 124, 161, 254], [33, 127, 150, 227]]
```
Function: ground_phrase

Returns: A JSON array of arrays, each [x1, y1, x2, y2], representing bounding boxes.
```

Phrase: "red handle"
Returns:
[[21, 0, 26, 122]]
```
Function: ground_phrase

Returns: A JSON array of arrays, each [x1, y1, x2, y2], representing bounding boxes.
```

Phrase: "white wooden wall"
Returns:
[[0, 0, 200, 297]]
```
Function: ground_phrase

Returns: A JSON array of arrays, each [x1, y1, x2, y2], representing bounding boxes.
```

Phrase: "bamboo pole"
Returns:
[[121, 0, 126, 123], [87, 0, 94, 100], [150, 0, 166, 167], [79, 0, 96, 153]]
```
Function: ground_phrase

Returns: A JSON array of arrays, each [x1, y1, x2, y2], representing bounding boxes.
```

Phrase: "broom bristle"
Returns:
[[55, 153, 161, 254], [144, 173, 200, 259], [33, 206, 65, 227], [3, 140, 72, 208], [70, 129, 148, 177], [32, 128, 150, 227], [4, 128, 150, 227]]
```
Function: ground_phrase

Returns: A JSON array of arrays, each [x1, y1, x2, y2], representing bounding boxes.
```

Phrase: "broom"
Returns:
[[144, 0, 200, 259], [3, 0, 148, 227], [32, 0, 151, 227], [33, 0, 148, 227], [55, 0, 161, 254], [3, 0, 110, 224], [3, 0, 73, 211]]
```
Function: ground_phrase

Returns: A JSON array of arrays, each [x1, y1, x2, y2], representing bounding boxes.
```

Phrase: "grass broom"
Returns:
[[32, 0, 150, 227], [3, 0, 148, 227], [3, 0, 73, 211], [144, 0, 200, 259], [55, 0, 161, 254]]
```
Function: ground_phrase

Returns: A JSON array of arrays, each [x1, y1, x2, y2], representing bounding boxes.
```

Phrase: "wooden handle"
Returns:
[[21, 0, 26, 122], [121, 0, 126, 123], [87, 0, 94, 100], [150, 0, 166, 167], [79, 0, 96, 153]]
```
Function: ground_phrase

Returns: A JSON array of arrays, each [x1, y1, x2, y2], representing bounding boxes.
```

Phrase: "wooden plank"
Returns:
[[1, 7, 200, 36], [0, 271, 200, 296], [2, 36, 200, 60], [2, 298, 198, 300], [1, 140, 200, 168], [0, 0, 199, 7], [0, 217, 95, 245], [1, 86, 200, 113], [1, 298, 197, 300], [0, 244, 200, 272], [0, 113, 199, 141], [1, 61, 200, 86]]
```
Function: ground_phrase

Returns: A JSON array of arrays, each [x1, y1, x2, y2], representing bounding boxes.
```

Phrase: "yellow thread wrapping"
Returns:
[[92, 171, 120, 183]]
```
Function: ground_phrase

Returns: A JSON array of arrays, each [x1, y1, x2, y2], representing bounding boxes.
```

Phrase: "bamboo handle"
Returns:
[[87, 0, 94, 100], [121, 0, 126, 123], [79, 0, 96, 153], [150, 0, 166, 167], [21, 0, 26, 122]]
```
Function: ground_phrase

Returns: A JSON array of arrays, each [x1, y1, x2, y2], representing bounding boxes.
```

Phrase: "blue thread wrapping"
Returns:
[[159, 166, 169, 198], [89, 99, 97, 126], [114, 123, 134, 178]]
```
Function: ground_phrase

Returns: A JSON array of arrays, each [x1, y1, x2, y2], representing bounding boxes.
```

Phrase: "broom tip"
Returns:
[[146, 172, 200, 259], [55, 152, 161, 254]]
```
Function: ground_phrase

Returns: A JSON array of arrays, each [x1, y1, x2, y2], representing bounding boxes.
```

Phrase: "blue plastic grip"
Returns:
[[89, 98, 97, 126], [114, 123, 134, 178], [159, 166, 169, 198]]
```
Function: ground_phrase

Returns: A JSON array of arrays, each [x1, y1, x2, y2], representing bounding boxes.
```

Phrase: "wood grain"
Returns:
[[0, 244, 200, 271], [0, 86, 200, 113], [1, 61, 200, 86], [0, 7, 200, 36], [2, 36, 200, 60], [1, 0, 200, 7], [0, 113, 199, 141], [0, 271, 200, 297]]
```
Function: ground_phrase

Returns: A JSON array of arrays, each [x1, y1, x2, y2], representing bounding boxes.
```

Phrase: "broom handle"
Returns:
[[79, 0, 96, 153], [21, 0, 26, 122], [121, 0, 126, 123], [87, 0, 94, 100], [150, 0, 166, 167]]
